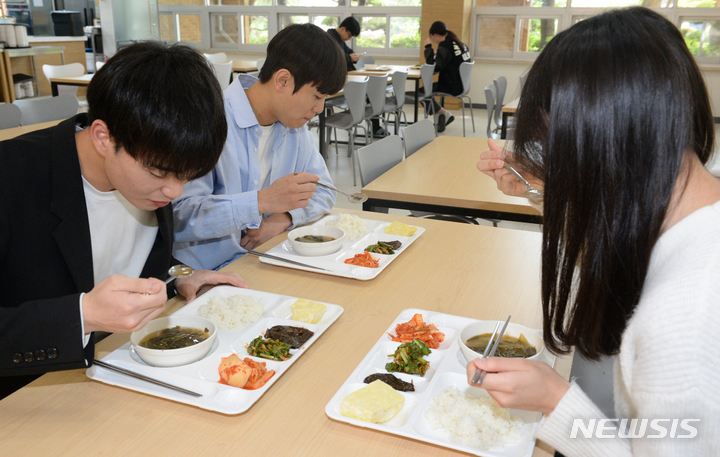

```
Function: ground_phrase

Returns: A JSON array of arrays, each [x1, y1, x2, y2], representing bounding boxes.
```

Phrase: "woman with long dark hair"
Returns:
[[423, 21, 471, 132], [472, 7, 720, 455]]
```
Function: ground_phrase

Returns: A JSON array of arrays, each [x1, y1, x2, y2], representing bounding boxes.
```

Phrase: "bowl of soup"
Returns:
[[459, 320, 544, 365], [130, 315, 217, 367], [288, 225, 345, 256]]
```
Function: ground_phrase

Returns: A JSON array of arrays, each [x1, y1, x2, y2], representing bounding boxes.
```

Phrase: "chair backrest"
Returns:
[[212, 61, 233, 91], [420, 64, 435, 98], [400, 118, 436, 158], [390, 70, 408, 109], [13, 94, 79, 126], [356, 56, 375, 68], [459, 61, 474, 96], [344, 78, 369, 124], [519, 70, 529, 90], [42, 63, 85, 97], [484, 84, 500, 139], [95, 61, 105, 72], [256, 58, 265, 72], [0, 103, 22, 129], [203, 52, 227, 64], [366, 74, 387, 118], [357, 134, 404, 187], [493, 76, 507, 128]]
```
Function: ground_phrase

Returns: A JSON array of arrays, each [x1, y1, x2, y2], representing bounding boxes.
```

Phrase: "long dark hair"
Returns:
[[429, 21, 465, 50], [512, 7, 714, 360]]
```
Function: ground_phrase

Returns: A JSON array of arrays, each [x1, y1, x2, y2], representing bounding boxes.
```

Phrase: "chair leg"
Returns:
[[465, 96, 476, 132], [349, 130, 356, 187], [461, 101, 466, 137]]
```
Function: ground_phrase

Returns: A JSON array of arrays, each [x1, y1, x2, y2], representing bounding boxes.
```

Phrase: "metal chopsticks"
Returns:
[[471, 315, 511, 384], [245, 249, 329, 271], [93, 359, 203, 398]]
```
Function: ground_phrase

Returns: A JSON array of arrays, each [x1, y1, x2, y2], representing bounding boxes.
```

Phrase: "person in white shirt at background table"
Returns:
[[172, 24, 347, 271], [473, 7, 720, 456]]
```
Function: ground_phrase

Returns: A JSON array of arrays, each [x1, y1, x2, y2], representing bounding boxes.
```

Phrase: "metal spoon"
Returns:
[[314, 181, 368, 204], [165, 264, 194, 284], [503, 163, 544, 199]]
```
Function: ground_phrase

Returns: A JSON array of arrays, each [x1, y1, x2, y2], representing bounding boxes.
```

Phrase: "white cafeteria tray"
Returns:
[[325, 308, 556, 457], [259, 215, 424, 280], [87, 285, 343, 414]]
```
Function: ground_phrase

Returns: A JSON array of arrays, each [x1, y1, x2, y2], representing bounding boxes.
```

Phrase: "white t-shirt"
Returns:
[[257, 124, 274, 189], [82, 176, 159, 285]]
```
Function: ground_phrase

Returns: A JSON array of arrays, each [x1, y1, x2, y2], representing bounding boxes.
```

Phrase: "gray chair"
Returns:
[[325, 78, 369, 186], [484, 84, 501, 139], [203, 52, 228, 64], [492, 76, 507, 134], [364, 74, 389, 141], [431, 61, 476, 137], [400, 119, 435, 159], [356, 56, 375, 68], [382, 70, 408, 135], [13, 94, 79, 126], [0, 103, 22, 129], [357, 135, 404, 187], [212, 60, 233, 91]]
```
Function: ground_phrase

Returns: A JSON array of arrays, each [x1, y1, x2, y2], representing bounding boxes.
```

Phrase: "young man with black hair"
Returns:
[[173, 24, 347, 271], [0, 41, 246, 397], [328, 17, 361, 71]]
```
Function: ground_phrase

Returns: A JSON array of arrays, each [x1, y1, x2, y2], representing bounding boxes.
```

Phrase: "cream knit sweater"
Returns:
[[535, 200, 720, 456]]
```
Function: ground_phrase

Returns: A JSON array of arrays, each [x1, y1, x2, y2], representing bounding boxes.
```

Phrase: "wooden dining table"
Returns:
[[0, 208, 567, 457], [232, 60, 259, 74], [0, 119, 62, 141], [49, 74, 93, 96], [362, 136, 542, 224]]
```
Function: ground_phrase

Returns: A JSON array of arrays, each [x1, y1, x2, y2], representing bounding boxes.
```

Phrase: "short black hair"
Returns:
[[340, 17, 361, 37], [86, 41, 227, 181], [259, 23, 346, 96]]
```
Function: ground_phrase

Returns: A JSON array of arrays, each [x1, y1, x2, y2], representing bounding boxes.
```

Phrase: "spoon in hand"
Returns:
[[503, 163, 544, 199], [314, 181, 368, 204], [165, 264, 194, 284]]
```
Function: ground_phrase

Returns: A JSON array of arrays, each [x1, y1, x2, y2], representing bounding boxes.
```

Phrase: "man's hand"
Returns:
[[350, 53, 360, 62], [257, 172, 317, 215], [240, 212, 292, 251], [175, 270, 248, 303], [82, 275, 167, 334]]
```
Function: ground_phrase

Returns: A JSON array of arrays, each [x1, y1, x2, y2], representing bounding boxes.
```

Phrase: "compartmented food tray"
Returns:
[[87, 286, 343, 414], [259, 215, 424, 280], [325, 308, 556, 457]]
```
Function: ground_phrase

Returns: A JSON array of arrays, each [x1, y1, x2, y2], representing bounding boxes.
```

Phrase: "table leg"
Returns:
[[414, 78, 419, 123], [51, 82, 59, 97], [319, 107, 327, 159], [501, 112, 509, 139]]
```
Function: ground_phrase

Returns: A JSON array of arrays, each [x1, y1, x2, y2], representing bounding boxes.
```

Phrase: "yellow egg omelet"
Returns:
[[384, 221, 418, 237], [290, 298, 327, 324], [340, 380, 405, 424]]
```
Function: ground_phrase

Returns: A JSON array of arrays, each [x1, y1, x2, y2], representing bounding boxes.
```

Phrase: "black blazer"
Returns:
[[0, 116, 175, 378], [328, 28, 356, 72]]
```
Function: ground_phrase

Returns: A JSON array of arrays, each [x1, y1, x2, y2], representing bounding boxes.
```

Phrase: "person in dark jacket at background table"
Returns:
[[423, 20, 472, 132], [0, 41, 246, 399], [328, 17, 362, 71]]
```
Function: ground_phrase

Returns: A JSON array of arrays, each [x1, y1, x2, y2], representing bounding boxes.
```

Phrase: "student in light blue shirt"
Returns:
[[172, 24, 347, 270]]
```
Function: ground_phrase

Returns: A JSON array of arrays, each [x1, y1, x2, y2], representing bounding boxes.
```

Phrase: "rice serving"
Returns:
[[197, 294, 264, 331], [326, 214, 368, 240], [423, 387, 522, 450]]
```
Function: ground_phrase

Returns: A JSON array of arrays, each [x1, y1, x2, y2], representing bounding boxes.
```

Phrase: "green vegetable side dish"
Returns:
[[385, 339, 431, 376], [247, 335, 292, 361], [365, 240, 402, 255]]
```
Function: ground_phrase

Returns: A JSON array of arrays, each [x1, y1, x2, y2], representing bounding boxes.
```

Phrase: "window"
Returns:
[[158, 1, 421, 55], [473, 1, 720, 62]]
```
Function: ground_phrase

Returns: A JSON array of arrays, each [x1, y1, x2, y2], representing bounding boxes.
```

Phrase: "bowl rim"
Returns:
[[288, 225, 345, 242], [459, 320, 545, 360]]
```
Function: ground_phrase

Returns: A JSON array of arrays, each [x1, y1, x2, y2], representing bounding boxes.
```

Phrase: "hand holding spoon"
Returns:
[[503, 163, 544, 199], [314, 181, 368, 204]]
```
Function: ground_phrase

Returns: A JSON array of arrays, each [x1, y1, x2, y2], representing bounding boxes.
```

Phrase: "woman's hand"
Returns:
[[175, 270, 248, 303], [477, 139, 544, 199], [424, 37, 432, 47], [466, 356, 570, 416]]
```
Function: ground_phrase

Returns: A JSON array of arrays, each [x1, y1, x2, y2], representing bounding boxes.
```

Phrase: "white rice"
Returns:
[[423, 387, 523, 450], [326, 214, 368, 240], [197, 294, 264, 331]]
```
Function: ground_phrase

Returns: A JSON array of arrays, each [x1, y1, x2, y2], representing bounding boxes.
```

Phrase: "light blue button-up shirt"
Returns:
[[172, 75, 335, 270]]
